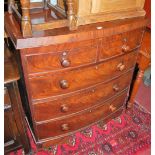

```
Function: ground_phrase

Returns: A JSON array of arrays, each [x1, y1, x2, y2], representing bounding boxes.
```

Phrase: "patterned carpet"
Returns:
[[9, 103, 151, 155]]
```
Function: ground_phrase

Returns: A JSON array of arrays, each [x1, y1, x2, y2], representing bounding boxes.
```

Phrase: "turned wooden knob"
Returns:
[[61, 104, 69, 112], [60, 80, 69, 89], [61, 124, 69, 131], [122, 45, 130, 53], [117, 63, 125, 71], [109, 105, 116, 112], [61, 58, 70, 67], [113, 84, 119, 92]]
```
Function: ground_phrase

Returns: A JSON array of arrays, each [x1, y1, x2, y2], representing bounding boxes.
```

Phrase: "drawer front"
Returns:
[[99, 29, 142, 60], [36, 91, 127, 139], [25, 43, 97, 75], [33, 70, 133, 121], [29, 51, 137, 100], [4, 87, 11, 110]]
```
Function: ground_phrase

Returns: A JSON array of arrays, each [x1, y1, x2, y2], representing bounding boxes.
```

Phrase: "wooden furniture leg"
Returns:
[[8, 0, 15, 13], [9, 82, 31, 154], [20, 0, 32, 38], [44, 0, 50, 9], [66, 0, 77, 30], [128, 69, 145, 108]]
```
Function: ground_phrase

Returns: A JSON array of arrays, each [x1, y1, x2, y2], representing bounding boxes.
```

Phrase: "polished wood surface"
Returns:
[[36, 91, 127, 140], [4, 46, 31, 154], [5, 13, 148, 147], [33, 70, 133, 121], [4, 45, 20, 84], [29, 52, 137, 100], [28, 104, 124, 148], [100, 28, 142, 60], [20, 0, 32, 37], [25, 41, 97, 74], [4, 13, 148, 49]]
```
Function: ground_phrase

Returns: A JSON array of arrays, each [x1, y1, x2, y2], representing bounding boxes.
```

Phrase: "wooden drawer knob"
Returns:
[[61, 58, 70, 67], [122, 45, 130, 53], [61, 104, 69, 112], [61, 124, 69, 131], [109, 105, 116, 112], [113, 84, 119, 92], [117, 63, 125, 71], [60, 80, 69, 89]]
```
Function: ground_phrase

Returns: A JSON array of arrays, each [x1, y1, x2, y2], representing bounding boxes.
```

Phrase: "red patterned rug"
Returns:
[[9, 103, 151, 155]]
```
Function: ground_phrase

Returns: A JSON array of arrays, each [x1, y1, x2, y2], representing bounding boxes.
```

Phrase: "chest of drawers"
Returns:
[[4, 13, 148, 148]]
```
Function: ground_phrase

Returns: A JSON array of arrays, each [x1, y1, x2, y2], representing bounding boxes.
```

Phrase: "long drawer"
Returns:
[[99, 29, 142, 60], [35, 90, 127, 140], [33, 69, 133, 122], [29, 51, 137, 100]]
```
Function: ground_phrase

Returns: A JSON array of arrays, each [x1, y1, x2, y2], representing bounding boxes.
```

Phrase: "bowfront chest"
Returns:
[[5, 12, 148, 147]]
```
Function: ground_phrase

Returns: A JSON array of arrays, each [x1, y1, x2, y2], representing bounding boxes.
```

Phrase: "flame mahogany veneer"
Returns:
[[4, 12, 148, 148]]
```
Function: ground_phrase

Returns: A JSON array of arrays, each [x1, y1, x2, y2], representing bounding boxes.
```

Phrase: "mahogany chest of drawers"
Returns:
[[4, 13, 148, 148]]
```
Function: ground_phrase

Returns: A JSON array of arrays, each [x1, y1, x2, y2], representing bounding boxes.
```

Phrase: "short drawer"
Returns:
[[29, 51, 137, 100], [33, 69, 133, 121], [35, 90, 127, 140], [25, 43, 97, 75], [4, 87, 11, 110], [99, 29, 142, 60]]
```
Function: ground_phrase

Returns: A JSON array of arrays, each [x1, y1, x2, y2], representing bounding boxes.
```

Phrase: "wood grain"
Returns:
[[25, 44, 97, 74], [28, 51, 137, 100], [100, 28, 142, 60], [33, 70, 133, 122], [5, 14, 147, 147], [36, 90, 127, 140], [4, 46, 20, 84], [4, 13, 148, 49]]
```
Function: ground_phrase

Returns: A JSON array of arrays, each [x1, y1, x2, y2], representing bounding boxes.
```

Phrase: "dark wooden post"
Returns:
[[8, 0, 15, 13], [44, 0, 50, 9], [20, 0, 32, 38], [128, 70, 144, 108], [66, 0, 77, 30]]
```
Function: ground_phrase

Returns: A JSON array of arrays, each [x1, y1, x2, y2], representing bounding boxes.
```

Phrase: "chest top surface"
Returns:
[[4, 12, 148, 49]]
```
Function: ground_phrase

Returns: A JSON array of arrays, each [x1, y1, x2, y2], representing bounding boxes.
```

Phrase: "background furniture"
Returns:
[[7, 0, 146, 37], [5, 10, 148, 148], [128, 27, 151, 108], [4, 44, 31, 154]]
